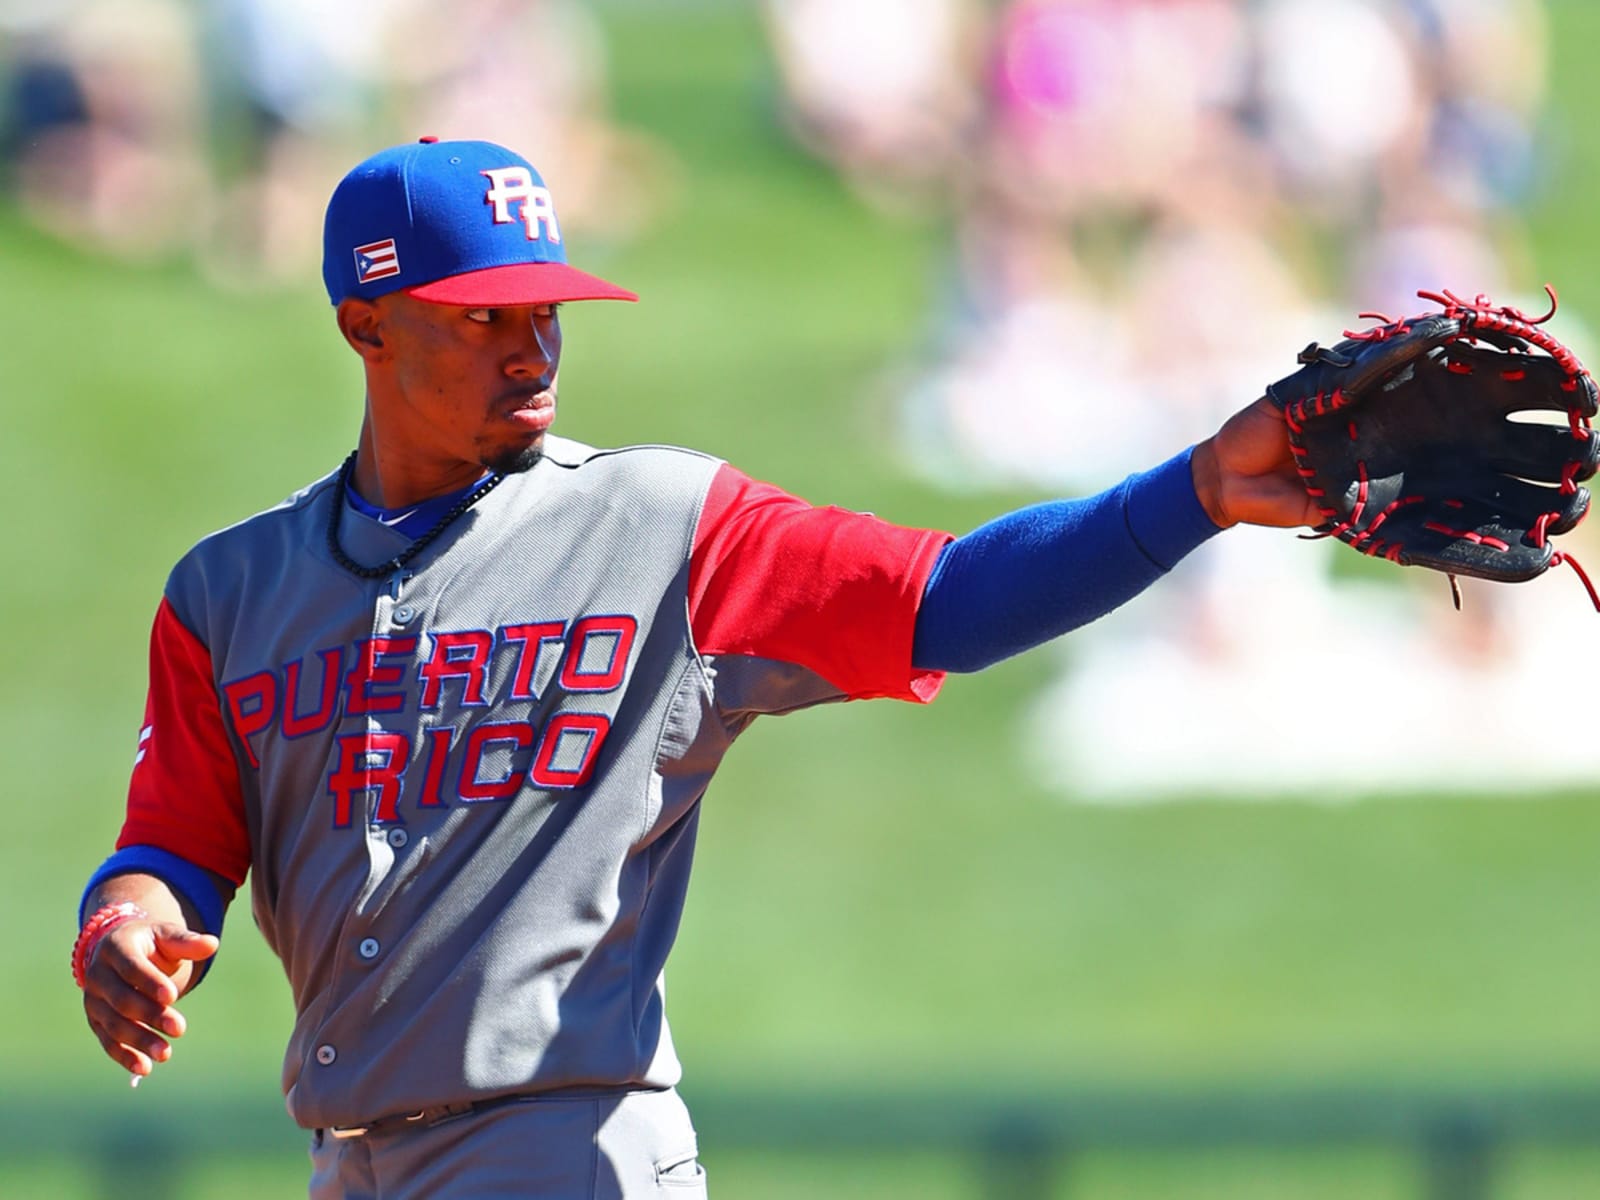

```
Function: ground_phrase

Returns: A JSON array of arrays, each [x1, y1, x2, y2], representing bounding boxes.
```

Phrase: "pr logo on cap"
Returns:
[[482, 168, 562, 244]]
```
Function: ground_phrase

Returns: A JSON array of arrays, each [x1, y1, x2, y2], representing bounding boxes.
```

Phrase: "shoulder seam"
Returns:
[[546, 442, 723, 470], [184, 469, 342, 548]]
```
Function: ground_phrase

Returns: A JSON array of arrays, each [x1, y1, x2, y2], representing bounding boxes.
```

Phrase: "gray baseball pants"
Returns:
[[308, 1086, 707, 1199]]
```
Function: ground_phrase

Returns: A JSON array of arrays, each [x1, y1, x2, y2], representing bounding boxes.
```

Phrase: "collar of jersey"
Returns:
[[344, 472, 494, 541]]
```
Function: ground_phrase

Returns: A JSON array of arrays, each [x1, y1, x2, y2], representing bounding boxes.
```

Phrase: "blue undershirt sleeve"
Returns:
[[912, 447, 1223, 673], [80, 846, 236, 986]]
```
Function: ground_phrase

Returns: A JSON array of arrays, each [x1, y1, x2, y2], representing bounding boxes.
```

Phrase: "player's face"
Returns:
[[373, 293, 565, 481]]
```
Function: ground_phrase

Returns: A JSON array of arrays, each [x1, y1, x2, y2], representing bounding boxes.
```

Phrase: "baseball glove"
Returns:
[[1265, 287, 1600, 607]]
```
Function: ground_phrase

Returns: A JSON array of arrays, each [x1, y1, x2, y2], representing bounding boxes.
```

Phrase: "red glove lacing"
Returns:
[[1331, 286, 1599, 608]]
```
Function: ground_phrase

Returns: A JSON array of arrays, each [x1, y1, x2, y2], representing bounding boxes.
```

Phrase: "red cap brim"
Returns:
[[406, 262, 638, 305]]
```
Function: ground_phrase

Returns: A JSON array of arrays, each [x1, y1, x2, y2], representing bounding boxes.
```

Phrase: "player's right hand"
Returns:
[[81, 920, 218, 1080]]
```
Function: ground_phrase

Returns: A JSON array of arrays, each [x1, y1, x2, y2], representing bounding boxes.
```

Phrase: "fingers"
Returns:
[[81, 922, 202, 1079], [83, 990, 176, 1078], [89, 1023, 153, 1079], [154, 929, 220, 963], [149, 929, 220, 985], [1223, 471, 1324, 530], [1198, 400, 1322, 529], [100, 923, 184, 1006], [99, 954, 188, 1035], [1213, 398, 1296, 478]]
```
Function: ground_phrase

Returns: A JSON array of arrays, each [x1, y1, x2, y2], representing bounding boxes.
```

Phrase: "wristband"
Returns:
[[71, 902, 149, 989]]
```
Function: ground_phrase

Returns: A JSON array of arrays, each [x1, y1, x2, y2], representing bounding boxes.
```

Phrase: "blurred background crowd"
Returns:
[[768, 0, 1593, 809], [6, 0, 1549, 338], [0, 0, 670, 283], [764, 0, 1553, 490], [3, 0, 1589, 802], [766, 0, 1597, 803]]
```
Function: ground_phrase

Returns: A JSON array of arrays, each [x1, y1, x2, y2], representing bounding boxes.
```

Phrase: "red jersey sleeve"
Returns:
[[688, 464, 952, 702], [117, 598, 252, 886]]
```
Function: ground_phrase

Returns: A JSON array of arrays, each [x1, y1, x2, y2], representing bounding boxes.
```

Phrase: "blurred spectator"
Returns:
[[197, 0, 407, 286], [194, 0, 669, 288], [763, 0, 987, 217], [1121, 153, 1324, 434], [1, 46, 87, 179], [1348, 186, 1514, 319], [1, 0, 210, 261], [209, 0, 395, 135], [983, 0, 1251, 219], [1400, 0, 1549, 212], [899, 0, 1277, 491], [897, 205, 1150, 490], [390, 0, 676, 243], [1247, 0, 1429, 223]]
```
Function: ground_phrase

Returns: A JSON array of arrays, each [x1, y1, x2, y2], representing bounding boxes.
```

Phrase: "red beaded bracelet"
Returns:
[[71, 902, 150, 989]]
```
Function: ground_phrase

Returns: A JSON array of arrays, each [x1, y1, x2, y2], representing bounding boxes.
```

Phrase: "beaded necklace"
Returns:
[[325, 451, 505, 580]]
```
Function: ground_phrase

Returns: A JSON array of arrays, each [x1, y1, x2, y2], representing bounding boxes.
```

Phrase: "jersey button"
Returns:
[[358, 938, 381, 960], [386, 828, 409, 848], [315, 1044, 337, 1066], [392, 604, 416, 625]]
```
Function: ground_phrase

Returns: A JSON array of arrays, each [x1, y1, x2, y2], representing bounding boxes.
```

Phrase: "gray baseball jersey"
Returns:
[[116, 433, 948, 1130]]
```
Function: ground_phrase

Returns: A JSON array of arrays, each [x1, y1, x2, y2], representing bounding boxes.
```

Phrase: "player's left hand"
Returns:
[[1190, 396, 1322, 530]]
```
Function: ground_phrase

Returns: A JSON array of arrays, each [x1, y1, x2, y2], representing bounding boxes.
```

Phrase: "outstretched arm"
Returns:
[[77, 874, 218, 1082], [913, 396, 1315, 673]]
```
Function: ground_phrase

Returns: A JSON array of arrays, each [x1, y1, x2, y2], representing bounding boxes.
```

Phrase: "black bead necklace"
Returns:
[[326, 450, 505, 580]]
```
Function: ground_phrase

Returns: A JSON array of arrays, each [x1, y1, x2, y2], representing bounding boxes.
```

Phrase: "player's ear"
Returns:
[[336, 298, 387, 362]]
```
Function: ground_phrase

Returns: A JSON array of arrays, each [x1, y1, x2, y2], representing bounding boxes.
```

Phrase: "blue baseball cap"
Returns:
[[322, 137, 638, 307]]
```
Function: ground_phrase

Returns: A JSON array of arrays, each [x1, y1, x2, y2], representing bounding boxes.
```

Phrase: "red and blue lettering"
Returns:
[[326, 731, 411, 827], [417, 726, 455, 808], [213, 610, 643, 824], [345, 637, 417, 715], [558, 615, 637, 692], [528, 712, 611, 789], [283, 647, 343, 738], [222, 670, 277, 768], [500, 621, 565, 700], [418, 630, 494, 709], [457, 721, 536, 803]]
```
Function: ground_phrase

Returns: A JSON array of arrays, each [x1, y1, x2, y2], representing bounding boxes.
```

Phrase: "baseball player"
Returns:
[[74, 137, 1318, 1199]]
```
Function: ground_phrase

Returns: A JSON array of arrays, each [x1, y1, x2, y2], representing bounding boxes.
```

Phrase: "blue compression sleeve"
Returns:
[[80, 846, 235, 986], [80, 846, 233, 936], [912, 448, 1222, 672]]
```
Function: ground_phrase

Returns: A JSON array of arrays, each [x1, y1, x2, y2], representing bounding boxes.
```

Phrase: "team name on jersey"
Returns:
[[221, 613, 636, 826]]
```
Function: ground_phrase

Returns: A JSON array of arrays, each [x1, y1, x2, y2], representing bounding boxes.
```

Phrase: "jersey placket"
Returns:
[[310, 566, 430, 1083]]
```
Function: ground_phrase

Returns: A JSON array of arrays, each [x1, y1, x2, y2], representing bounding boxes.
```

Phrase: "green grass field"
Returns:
[[5, 2, 1600, 1196]]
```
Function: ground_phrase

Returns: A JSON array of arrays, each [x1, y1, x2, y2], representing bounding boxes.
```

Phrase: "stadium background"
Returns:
[[2, 1, 1598, 1195]]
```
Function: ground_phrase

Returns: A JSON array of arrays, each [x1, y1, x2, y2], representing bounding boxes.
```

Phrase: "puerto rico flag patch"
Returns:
[[354, 238, 400, 284]]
